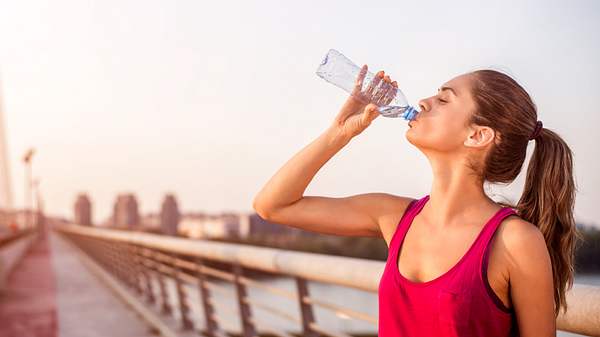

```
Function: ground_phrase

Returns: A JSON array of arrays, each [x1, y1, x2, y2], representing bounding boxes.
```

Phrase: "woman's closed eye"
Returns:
[[438, 98, 448, 103]]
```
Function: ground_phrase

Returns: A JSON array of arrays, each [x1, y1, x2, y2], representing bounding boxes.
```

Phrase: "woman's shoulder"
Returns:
[[498, 214, 542, 245], [375, 194, 420, 247], [494, 214, 548, 269]]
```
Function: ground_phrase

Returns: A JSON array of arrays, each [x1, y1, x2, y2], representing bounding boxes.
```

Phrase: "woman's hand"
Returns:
[[330, 64, 398, 141]]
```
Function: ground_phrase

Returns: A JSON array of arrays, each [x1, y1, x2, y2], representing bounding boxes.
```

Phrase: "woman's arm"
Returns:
[[253, 67, 414, 239], [504, 218, 556, 337], [252, 123, 412, 238]]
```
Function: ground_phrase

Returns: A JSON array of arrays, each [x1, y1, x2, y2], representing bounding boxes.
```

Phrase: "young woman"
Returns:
[[253, 65, 578, 337]]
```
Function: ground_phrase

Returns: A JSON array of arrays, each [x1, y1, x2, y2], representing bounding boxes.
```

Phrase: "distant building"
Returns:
[[179, 214, 231, 239], [178, 215, 204, 238], [160, 194, 180, 236], [220, 213, 243, 237], [177, 211, 311, 240], [113, 193, 139, 229], [73, 193, 92, 226], [177, 212, 238, 239], [246, 213, 307, 239]]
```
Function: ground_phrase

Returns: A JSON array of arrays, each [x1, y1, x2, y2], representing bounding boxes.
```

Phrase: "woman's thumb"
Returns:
[[362, 103, 380, 125]]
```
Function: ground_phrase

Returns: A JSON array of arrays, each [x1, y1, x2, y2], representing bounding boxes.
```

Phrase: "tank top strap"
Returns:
[[407, 195, 429, 218], [473, 206, 519, 267], [389, 195, 430, 250]]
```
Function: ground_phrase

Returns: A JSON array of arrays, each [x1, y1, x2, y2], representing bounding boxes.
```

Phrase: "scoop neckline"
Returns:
[[393, 195, 509, 288]]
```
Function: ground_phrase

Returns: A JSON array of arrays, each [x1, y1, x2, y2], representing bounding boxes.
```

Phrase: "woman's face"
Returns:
[[406, 73, 481, 154]]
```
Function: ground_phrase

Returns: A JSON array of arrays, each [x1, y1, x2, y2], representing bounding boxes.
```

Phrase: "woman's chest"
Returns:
[[387, 218, 512, 310]]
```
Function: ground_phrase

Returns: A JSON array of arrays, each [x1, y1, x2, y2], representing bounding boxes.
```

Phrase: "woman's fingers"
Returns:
[[381, 79, 398, 106], [351, 64, 371, 104], [354, 65, 368, 90], [362, 103, 380, 125], [373, 74, 391, 104], [388, 80, 399, 105], [364, 70, 384, 98], [352, 69, 398, 106]]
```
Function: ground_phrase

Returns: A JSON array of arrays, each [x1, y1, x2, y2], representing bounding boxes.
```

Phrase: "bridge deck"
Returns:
[[0, 226, 156, 337]]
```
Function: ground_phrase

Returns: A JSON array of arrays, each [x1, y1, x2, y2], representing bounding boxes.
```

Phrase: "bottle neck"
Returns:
[[403, 106, 419, 120]]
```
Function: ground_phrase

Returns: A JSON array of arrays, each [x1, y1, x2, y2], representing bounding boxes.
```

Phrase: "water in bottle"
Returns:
[[316, 49, 419, 121]]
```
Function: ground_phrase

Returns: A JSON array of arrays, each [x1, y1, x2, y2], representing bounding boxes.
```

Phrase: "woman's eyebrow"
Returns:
[[438, 86, 458, 96]]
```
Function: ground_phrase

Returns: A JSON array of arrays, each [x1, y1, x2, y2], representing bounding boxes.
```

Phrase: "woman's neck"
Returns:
[[425, 155, 500, 229]]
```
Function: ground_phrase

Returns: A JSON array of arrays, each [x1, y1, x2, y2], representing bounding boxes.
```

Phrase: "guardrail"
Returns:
[[54, 223, 600, 337]]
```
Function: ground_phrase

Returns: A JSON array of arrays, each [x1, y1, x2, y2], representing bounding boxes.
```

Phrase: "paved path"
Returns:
[[0, 226, 58, 337], [0, 225, 157, 337]]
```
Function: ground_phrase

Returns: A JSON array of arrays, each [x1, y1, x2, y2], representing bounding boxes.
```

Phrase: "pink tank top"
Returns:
[[378, 195, 520, 337]]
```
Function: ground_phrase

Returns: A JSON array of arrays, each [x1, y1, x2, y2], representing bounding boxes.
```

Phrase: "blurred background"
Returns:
[[0, 1, 598, 336]]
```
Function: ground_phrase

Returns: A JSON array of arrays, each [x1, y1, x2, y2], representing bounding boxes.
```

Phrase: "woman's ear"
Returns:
[[464, 125, 496, 149]]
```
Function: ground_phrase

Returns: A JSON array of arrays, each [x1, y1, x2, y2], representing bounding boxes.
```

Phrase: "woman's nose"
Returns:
[[418, 98, 429, 112]]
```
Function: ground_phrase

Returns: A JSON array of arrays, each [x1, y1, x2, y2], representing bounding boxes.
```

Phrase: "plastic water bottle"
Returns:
[[316, 49, 419, 120]]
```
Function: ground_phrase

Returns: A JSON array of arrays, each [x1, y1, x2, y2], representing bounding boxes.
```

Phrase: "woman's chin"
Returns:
[[406, 126, 425, 146], [405, 128, 416, 144]]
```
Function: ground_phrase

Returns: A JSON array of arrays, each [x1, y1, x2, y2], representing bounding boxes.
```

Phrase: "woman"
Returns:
[[253, 65, 579, 337]]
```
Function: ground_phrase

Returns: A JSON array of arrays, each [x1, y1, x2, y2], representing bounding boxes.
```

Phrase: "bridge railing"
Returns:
[[54, 223, 600, 337]]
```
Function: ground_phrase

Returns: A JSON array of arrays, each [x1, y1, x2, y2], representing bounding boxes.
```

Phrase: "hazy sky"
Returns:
[[0, 0, 598, 226]]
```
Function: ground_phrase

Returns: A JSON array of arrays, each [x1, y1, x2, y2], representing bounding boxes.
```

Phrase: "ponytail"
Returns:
[[515, 127, 582, 317]]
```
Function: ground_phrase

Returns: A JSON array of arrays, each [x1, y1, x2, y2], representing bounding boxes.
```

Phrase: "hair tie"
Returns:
[[529, 120, 543, 140]]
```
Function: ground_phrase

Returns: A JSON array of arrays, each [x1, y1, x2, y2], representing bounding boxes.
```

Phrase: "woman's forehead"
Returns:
[[442, 74, 475, 97], [443, 74, 471, 90]]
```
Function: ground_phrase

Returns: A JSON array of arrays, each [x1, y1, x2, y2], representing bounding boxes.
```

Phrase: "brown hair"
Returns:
[[467, 69, 581, 318]]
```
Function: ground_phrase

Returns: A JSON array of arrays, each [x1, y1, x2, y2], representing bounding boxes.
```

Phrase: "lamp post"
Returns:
[[32, 178, 40, 229], [22, 148, 35, 228]]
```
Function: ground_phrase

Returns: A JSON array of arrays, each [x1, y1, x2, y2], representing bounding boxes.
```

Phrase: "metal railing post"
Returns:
[[171, 253, 194, 330], [139, 247, 156, 304], [153, 250, 172, 315], [128, 244, 144, 295], [232, 262, 257, 337], [296, 277, 319, 337], [196, 258, 220, 337], [114, 242, 131, 287]]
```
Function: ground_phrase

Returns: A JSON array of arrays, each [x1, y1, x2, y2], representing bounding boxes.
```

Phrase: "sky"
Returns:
[[0, 0, 598, 227]]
